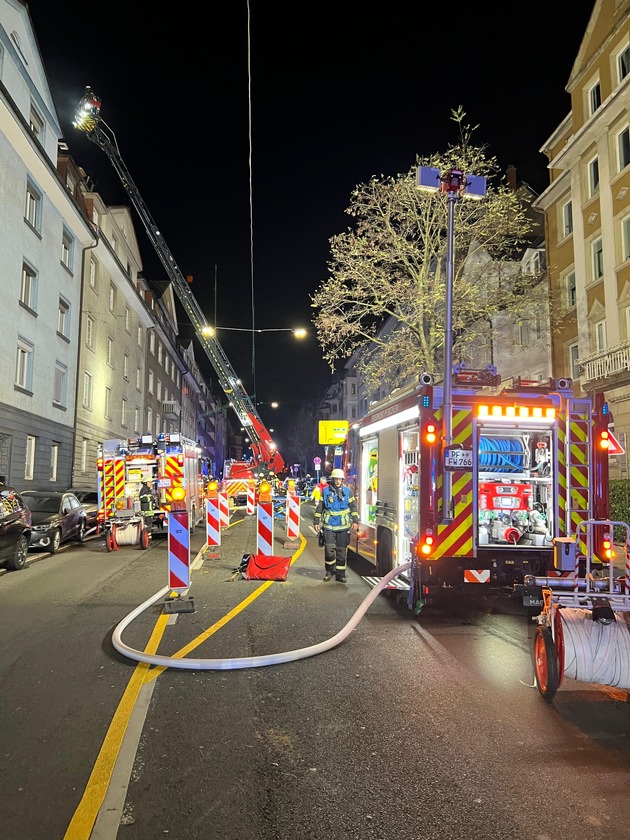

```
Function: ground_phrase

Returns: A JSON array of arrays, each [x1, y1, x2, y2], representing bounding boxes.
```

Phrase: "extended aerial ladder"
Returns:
[[72, 87, 284, 475]]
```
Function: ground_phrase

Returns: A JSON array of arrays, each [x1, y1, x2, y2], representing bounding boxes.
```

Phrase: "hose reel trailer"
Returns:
[[531, 520, 630, 701]]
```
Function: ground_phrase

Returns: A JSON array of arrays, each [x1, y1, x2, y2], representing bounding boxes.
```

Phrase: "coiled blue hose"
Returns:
[[479, 437, 525, 471]]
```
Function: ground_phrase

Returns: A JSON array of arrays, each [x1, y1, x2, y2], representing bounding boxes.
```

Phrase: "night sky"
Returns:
[[29, 1, 596, 443]]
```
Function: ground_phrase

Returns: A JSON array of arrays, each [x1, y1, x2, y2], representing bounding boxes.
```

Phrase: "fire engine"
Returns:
[[348, 368, 612, 607], [97, 433, 203, 543], [73, 89, 285, 493]]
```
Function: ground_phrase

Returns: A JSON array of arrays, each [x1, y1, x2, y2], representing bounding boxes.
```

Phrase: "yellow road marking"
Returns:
[[63, 529, 306, 839]]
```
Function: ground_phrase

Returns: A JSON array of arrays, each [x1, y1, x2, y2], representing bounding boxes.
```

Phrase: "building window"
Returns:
[[61, 229, 73, 269], [53, 361, 67, 407], [137, 326, 142, 348], [124, 305, 131, 332], [50, 443, 59, 482], [109, 283, 116, 313], [618, 126, 630, 172], [83, 371, 93, 409], [136, 366, 142, 390], [588, 79, 602, 116], [157, 380, 162, 401], [565, 270, 577, 309], [149, 330, 156, 354], [592, 237, 604, 280], [622, 215, 630, 262], [15, 338, 34, 391], [569, 343, 580, 380], [123, 353, 129, 380], [595, 319, 607, 352], [147, 406, 153, 431], [155, 413, 161, 435], [58, 297, 70, 338], [29, 106, 44, 139], [89, 256, 98, 289], [25, 181, 41, 231], [86, 314, 94, 349], [560, 200, 573, 238], [618, 44, 630, 84], [518, 320, 528, 347], [148, 370, 154, 394], [121, 398, 127, 427], [106, 335, 114, 366], [158, 342, 163, 366], [134, 407, 140, 432], [20, 262, 38, 310], [588, 156, 600, 197], [25, 435, 35, 481], [105, 386, 111, 419], [81, 438, 88, 473]]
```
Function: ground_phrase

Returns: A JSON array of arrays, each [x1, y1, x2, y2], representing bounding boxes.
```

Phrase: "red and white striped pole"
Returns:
[[219, 491, 230, 529], [286, 480, 300, 542], [257, 480, 274, 555], [247, 480, 256, 516]]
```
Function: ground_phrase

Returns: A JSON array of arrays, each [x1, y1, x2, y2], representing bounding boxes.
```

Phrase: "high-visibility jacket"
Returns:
[[314, 484, 358, 531]]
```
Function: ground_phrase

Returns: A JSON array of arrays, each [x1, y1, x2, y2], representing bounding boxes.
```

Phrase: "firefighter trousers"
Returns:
[[323, 528, 350, 579]]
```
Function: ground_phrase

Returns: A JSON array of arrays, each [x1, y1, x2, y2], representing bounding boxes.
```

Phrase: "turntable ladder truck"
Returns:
[[72, 88, 285, 485]]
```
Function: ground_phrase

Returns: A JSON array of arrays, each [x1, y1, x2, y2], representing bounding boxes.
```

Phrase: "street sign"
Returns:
[[313, 457, 321, 465], [607, 430, 625, 456]]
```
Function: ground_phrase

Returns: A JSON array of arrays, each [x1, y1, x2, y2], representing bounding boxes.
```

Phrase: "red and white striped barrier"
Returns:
[[257, 500, 273, 555], [247, 482, 256, 516], [219, 492, 230, 528], [168, 510, 190, 590], [206, 498, 221, 548], [286, 493, 300, 541]]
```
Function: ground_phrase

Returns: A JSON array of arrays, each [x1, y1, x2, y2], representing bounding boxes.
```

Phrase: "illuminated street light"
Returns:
[[202, 325, 307, 338]]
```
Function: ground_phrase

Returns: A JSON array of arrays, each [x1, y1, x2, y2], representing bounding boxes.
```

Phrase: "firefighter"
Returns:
[[139, 481, 158, 513], [313, 469, 359, 583]]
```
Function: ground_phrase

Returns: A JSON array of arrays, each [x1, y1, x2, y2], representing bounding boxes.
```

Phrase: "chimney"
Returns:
[[506, 164, 517, 191]]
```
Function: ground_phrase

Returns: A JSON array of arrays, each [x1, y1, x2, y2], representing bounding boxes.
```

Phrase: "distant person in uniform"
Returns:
[[310, 476, 328, 503], [139, 481, 158, 512]]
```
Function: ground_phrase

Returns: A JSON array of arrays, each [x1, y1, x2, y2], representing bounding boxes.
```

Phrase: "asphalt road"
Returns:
[[1, 505, 630, 840]]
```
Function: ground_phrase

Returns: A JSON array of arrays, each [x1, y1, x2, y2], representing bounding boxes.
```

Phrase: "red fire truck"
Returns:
[[97, 433, 203, 549], [348, 369, 612, 608]]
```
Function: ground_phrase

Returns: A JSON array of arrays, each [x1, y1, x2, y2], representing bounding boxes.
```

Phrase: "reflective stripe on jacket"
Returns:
[[314, 485, 358, 531]]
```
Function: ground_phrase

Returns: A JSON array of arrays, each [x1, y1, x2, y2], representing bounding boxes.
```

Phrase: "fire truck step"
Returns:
[[362, 576, 410, 591]]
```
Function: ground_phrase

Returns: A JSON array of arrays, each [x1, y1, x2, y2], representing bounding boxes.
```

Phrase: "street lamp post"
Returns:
[[416, 166, 486, 521]]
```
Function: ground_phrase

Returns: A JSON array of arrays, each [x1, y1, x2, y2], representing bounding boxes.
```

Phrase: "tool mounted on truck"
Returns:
[[72, 87, 284, 477]]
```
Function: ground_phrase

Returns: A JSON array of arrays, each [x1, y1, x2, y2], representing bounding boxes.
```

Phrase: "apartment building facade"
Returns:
[[535, 0, 630, 478]]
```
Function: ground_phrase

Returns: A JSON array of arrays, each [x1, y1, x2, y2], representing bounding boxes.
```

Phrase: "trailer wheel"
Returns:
[[534, 625, 559, 702], [376, 529, 393, 576], [140, 527, 150, 550]]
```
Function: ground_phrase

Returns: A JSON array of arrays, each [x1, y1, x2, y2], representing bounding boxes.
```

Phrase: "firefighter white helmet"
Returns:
[[330, 469, 344, 479]]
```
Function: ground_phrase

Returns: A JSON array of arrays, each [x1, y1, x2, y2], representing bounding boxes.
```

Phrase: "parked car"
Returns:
[[69, 489, 100, 531], [21, 490, 87, 553], [0, 484, 32, 570]]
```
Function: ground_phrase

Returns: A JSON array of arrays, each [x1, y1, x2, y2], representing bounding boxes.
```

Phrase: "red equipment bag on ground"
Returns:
[[244, 554, 291, 581]]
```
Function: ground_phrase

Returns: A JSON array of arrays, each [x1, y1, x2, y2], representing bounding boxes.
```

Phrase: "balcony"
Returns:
[[162, 400, 181, 419], [579, 340, 630, 386]]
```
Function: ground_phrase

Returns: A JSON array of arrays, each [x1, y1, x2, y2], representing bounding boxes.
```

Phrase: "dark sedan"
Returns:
[[69, 489, 101, 532], [22, 490, 87, 553]]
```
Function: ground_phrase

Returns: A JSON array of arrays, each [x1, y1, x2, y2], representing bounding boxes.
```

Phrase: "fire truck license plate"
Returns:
[[444, 448, 473, 470]]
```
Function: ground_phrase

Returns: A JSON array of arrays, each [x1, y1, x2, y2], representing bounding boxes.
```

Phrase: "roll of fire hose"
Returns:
[[560, 608, 630, 688]]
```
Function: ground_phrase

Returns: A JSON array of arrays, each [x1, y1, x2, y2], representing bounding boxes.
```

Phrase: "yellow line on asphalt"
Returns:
[[63, 614, 169, 839], [63, 527, 306, 838]]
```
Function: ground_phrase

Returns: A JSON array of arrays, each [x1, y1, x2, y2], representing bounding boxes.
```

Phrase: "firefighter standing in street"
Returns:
[[314, 469, 359, 583]]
